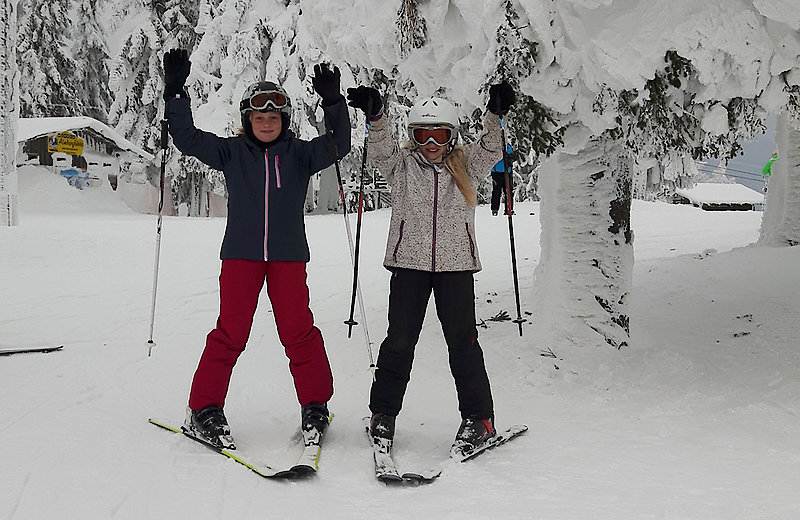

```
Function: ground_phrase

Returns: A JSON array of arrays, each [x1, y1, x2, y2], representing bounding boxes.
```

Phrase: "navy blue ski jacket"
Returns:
[[166, 97, 351, 262]]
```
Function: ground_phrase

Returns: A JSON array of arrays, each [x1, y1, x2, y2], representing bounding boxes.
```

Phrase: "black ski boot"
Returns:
[[451, 416, 494, 456], [369, 413, 396, 441], [301, 402, 330, 437], [369, 413, 396, 454], [183, 405, 235, 450]]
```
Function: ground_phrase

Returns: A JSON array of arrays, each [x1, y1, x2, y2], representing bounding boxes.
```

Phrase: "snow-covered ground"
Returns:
[[2, 167, 798, 519]]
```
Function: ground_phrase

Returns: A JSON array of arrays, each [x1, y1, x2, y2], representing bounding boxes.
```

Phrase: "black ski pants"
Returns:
[[369, 268, 494, 420], [490, 170, 514, 215]]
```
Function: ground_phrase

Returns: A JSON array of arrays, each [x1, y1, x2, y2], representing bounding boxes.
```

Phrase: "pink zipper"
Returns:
[[275, 154, 281, 188]]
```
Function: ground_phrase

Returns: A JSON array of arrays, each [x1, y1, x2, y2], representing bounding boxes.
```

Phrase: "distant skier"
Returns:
[[762, 151, 778, 177], [162, 49, 351, 449], [490, 143, 514, 216], [347, 81, 515, 456]]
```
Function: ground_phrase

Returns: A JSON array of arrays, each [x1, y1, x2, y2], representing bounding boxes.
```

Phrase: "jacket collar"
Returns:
[[411, 149, 445, 173], [243, 128, 295, 151]]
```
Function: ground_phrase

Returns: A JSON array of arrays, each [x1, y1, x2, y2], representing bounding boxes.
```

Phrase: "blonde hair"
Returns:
[[444, 147, 477, 207]]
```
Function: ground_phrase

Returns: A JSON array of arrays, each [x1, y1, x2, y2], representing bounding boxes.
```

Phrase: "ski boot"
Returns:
[[451, 416, 495, 457], [182, 405, 235, 450], [301, 402, 330, 444], [369, 412, 396, 454]]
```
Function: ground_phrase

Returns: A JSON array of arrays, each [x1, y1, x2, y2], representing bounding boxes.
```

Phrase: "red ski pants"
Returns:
[[188, 259, 333, 410]]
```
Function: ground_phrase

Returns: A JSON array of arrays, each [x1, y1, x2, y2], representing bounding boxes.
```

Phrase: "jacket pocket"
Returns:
[[465, 222, 477, 265], [392, 220, 405, 262]]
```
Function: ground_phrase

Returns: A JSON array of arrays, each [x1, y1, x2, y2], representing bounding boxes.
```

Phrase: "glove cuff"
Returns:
[[321, 93, 344, 107]]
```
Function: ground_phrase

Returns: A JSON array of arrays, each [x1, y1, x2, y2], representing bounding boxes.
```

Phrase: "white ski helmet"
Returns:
[[407, 97, 459, 146]]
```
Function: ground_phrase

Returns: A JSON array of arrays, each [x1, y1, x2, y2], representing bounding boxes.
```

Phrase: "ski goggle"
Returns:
[[409, 125, 455, 147], [244, 90, 289, 112]]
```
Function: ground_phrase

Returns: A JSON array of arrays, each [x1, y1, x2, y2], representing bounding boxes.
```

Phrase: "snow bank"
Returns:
[[16, 165, 133, 216]]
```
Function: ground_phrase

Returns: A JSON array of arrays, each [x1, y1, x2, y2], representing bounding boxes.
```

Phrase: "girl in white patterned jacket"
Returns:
[[346, 82, 515, 456]]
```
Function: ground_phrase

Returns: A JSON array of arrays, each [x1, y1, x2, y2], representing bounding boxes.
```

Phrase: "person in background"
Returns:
[[490, 143, 514, 216], [347, 81, 515, 456], [762, 151, 778, 177], [162, 48, 351, 449]]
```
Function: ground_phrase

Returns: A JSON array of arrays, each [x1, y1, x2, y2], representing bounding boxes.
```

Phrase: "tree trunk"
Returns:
[[533, 130, 633, 350], [759, 114, 800, 246], [0, 0, 19, 226]]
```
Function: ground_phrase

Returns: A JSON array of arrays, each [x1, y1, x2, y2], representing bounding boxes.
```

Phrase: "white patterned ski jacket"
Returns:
[[368, 113, 503, 272]]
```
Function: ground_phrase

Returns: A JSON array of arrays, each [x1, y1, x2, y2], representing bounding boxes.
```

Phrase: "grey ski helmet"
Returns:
[[240, 81, 291, 126]]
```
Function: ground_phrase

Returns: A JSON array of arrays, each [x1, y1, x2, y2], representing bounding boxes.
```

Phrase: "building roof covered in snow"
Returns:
[[675, 182, 764, 210], [17, 117, 154, 161]]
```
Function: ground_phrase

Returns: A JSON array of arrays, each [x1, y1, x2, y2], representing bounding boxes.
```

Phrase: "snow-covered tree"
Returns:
[[107, 11, 163, 154], [1, 0, 19, 226], [760, 110, 800, 246], [760, 77, 800, 246], [15, 0, 113, 121], [153, 0, 209, 214], [536, 128, 633, 349], [396, 0, 427, 59], [71, 0, 112, 122], [154, 0, 199, 49], [489, 0, 563, 202], [16, 0, 76, 117], [512, 0, 800, 354]]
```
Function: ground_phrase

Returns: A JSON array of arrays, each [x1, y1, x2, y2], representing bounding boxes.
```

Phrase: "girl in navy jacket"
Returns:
[[162, 49, 351, 448]]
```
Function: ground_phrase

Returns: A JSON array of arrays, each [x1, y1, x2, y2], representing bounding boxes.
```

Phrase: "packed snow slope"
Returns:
[[2, 168, 799, 519]]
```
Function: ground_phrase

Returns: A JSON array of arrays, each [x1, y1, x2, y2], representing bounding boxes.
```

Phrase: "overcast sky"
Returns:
[[725, 115, 776, 192]]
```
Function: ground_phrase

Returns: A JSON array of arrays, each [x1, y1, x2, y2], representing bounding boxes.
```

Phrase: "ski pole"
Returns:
[[498, 107, 524, 336], [333, 157, 375, 377], [344, 96, 373, 338], [323, 116, 375, 377], [147, 117, 169, 356]]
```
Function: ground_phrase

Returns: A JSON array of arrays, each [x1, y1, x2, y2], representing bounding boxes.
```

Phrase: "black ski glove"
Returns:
[[312, 63, 343, 106], [346, 86, 383, 120], [487, 81, 515, 116], [163, 48, 191, 100]]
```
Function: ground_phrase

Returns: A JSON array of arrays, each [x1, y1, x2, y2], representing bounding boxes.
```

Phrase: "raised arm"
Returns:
[[163, 49, 229, 170], [465, 82, 516, 184], [305, 63, 352, 172], [347, 86, 400, 183]]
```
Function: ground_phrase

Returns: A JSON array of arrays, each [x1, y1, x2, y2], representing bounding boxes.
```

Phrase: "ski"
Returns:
[[404, 424, 529, 482], [148, 418, 282, 478], [286, 412, 333, 477], [149, 415, 331, 480], [0, 345, 63, 357], [365, 418, 527, 484], [373, 441, 404, 483]]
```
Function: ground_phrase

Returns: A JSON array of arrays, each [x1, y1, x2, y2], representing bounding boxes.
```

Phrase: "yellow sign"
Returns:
[[47, 131, 84, 155]]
